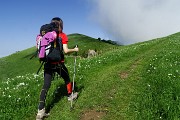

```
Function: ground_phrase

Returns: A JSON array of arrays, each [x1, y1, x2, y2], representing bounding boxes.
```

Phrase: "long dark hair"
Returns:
[[51, 17, 63, 31]]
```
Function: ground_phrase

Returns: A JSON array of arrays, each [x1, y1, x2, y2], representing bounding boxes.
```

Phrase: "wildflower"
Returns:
[[20, 82, 25, 85], [17, 98, 21, 102], [16, 76, 21, 78], [78, 63, 81, 67], [5, 81, 9, 84], [5, 87, 9, 90], [16, 82, 25, 88]]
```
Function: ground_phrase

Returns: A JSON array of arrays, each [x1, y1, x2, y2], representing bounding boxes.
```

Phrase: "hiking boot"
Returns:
[[36, 108, 49, 120], [68, 92, 78, 101]]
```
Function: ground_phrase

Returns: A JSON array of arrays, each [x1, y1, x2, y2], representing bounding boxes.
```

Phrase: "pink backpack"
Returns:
[[36, 31, 57, 59], [34, 23, 63, 74]]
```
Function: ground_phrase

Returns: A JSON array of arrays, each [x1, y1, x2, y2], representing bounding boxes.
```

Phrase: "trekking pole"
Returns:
[[70, 45, 78, 110], [36, 61, 44, 74], [29, 50, 38, 60]]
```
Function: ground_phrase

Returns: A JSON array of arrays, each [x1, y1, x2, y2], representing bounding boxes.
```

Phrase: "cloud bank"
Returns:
[[88, 0, 180, 45]]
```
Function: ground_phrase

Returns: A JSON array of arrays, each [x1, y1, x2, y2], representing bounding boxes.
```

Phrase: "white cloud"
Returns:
[[88, 0, 180, 44]]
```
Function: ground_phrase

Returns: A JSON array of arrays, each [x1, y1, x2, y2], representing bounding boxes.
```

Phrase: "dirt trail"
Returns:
[[80, 109, 106, 120]]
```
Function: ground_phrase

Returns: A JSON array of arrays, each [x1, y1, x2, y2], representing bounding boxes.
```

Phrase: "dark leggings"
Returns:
[[38, 63, 70, 110]]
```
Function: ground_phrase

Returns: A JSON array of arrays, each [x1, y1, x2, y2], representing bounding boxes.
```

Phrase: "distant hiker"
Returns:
[[87, 49, 97, 58], [36, 17, 79, 120]]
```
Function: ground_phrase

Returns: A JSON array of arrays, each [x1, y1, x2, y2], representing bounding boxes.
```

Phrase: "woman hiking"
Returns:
[[36, 17, 79, 120]]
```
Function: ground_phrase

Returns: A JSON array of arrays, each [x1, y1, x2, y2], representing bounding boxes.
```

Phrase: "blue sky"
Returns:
[[0, 0, 104, 58], [1, 0, 180, 57]]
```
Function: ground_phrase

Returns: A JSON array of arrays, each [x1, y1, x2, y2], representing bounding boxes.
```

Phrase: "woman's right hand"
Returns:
[[74, 47, 79, 52]]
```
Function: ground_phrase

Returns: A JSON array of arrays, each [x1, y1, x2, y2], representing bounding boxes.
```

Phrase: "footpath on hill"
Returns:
[[35, 38, 168, 120]]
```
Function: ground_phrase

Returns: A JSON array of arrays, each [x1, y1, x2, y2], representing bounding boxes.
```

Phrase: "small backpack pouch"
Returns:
[[46, 47, 61, 62]]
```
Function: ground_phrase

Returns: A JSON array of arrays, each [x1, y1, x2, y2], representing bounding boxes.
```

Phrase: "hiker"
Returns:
[[36, 17, 79, 120]]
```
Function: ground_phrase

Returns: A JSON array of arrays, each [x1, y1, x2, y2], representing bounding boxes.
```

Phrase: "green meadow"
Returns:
[[0, 33, 179, 120]]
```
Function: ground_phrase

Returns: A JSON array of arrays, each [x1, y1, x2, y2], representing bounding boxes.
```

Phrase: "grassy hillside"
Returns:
[[0, 33, 179, 120]]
